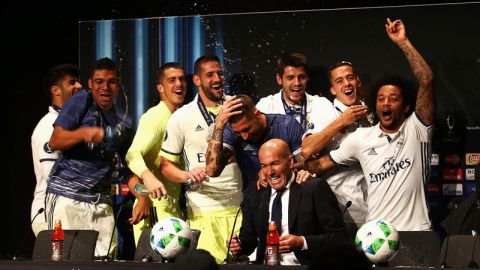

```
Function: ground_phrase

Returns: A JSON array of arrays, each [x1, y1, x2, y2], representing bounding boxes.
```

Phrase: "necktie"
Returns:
[[271, 188, 286, 235]]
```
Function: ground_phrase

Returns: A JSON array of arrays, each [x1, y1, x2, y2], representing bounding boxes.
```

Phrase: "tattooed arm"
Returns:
[[293, 155, 336, 176], [205, 97, 242, 177], [205, 126, 235, 177], [386, 18, 434, 126]]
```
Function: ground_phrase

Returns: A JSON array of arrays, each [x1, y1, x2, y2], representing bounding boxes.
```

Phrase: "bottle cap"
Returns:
[[269, 221, 277, 231], [54, 219, 62, 228]]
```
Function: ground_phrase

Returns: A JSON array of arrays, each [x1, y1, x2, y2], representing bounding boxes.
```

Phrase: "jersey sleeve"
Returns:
[[53, 89, 90, 130], [159, 110, 184, 164], [410, 112, 433, 142], [329, 130, 359, 166], [255, 97, 267, 113], [31, 115, 59, 187], [222, 124, 238, 151], [304, 97, 336, 137], [126, 108, 164, 176], [287, 117, 304, 156]]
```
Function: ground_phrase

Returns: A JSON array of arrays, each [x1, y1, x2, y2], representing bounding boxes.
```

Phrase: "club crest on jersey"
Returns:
[[307, 122, 315, 130], [396, 137, 404, 148]]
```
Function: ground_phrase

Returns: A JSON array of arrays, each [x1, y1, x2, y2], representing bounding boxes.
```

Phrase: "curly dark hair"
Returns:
[[365, 74, 417, 123]]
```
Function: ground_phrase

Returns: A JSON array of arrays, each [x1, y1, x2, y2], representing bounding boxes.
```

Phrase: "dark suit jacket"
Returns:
[[238, 176, 347, 265]]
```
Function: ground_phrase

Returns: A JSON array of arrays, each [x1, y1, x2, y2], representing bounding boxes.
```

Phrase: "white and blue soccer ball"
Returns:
[[150, 217, 192, 259], [355, 219, 399, 263]]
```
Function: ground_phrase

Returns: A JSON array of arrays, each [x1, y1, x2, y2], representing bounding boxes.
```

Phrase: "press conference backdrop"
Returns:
[[78, 1, 480, 238]]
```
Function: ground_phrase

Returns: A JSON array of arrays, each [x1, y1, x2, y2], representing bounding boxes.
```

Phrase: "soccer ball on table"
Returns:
[[355, 218, 399, 263], [150, 217, 192, 259]]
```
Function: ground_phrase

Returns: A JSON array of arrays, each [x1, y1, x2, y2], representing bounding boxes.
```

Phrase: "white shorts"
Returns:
[[45, 193, 116, 258]]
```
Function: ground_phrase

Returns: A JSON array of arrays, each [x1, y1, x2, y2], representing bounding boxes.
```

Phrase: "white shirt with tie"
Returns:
[[268, 174, 308, 265]]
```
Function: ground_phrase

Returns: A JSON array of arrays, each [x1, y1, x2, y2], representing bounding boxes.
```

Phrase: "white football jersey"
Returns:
[[306, 98, 368, 224], [160, 95, 243, 213], [256, 90, 327, 130], [330, 113, 432, 231]]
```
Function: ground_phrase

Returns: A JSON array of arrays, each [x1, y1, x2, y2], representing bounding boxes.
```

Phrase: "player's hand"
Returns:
[[385, 18, 407, 44], [256, 170, 269, 190], [143, 173, 168, 199], [215, 96, 243, 129], [129, 196, 151, 225], [186, 167, 208, 184], [226, 234, 242, 255], [279, 234, 304, 253], [293, 169, 314, 184], [340, 105, 368, 126], [83, 126, 104, 144]]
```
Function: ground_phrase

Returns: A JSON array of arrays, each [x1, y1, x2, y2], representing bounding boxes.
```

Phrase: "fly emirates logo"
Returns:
[[369, 157, 412, 183]]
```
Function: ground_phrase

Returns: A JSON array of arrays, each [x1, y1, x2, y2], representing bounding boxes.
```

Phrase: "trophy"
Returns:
[[443, 114, 460, 143]]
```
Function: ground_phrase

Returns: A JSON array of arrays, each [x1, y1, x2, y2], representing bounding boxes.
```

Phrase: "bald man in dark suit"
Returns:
[[227, 139, 346, 265]]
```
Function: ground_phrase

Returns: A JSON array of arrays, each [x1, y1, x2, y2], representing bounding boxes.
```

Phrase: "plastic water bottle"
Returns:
[[185, 179, 199, 190], [51, 219, 64, 261], [133, 183, 149, 195], [265, 221, 280, 265]]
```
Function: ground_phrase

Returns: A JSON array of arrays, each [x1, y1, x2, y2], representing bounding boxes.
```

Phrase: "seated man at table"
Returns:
[[226, 139, 346, 265]]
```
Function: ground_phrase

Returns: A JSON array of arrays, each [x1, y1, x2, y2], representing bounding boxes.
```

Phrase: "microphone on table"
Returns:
[[342, 201, 352, 217], [224, 201, 245, 264], [13, 208, 44, 260], [467, 231, 479, 268], [440, 201, 457, 268], [103, 198, 126, 262]]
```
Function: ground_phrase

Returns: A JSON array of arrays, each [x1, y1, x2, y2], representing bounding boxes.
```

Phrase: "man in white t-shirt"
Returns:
[[159, 55, 243, 263], [301, 61, 370, 229], [30, 64, 82, 236], [256, 52, 327, 131], [297, 18, 434, 231]]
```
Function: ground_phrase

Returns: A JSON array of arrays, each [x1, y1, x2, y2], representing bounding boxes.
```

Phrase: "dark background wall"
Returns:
[[1, 0, 476, 259]]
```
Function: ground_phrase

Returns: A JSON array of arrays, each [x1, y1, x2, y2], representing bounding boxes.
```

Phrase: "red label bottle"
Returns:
[[51, 219, 64, 261], [265, 221, 280, 265]]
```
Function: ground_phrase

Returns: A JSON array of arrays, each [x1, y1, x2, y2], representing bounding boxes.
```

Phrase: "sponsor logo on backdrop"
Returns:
[[466, 168, 476, 180], [444, 154, 461, 166], [466, 153, 480, 165], [464, 182, 477, 194], [442, 168, 463, 180], [431, 153, 440, 166], [443, 184, 463, 196]]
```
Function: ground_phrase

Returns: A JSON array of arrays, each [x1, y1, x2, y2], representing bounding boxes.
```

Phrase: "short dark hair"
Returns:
[[194, 55, 221, 75], [228, 94, 257, 124], [90, 57, 119, 78], [276, 52, 308, 77], [328, 61, 356, 82], [43, 64, 79, 98], [366, 74, 416, 123], [157, 62, 184, 84]]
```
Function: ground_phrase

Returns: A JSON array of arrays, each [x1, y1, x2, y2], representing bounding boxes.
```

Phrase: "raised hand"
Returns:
[[339, 105, 368, 127], [385, 18, 407, 44], [256, 170, 269, 190], [214, 96, 243, 130]]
